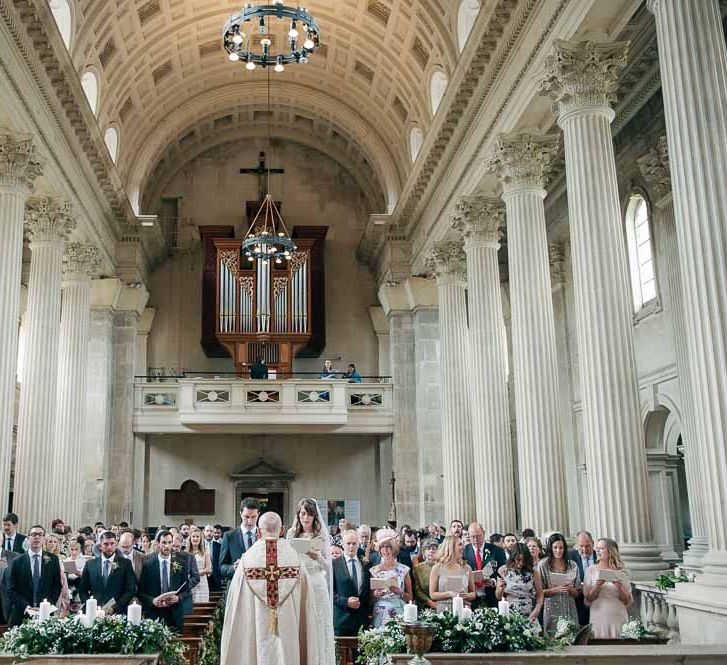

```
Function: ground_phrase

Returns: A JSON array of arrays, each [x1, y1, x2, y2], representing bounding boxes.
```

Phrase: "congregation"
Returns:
[[0, 497, 636, 645]]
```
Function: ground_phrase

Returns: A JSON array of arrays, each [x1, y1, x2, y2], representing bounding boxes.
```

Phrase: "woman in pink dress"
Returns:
[[583, 538, 633, 638]]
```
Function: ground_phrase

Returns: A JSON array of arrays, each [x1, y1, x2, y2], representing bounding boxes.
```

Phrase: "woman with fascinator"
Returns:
[[287, 498, 336, 665], [369, 528, 413, 627]]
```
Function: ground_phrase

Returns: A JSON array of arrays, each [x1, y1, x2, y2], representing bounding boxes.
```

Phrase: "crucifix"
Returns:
[[240, 151, 285, 202]]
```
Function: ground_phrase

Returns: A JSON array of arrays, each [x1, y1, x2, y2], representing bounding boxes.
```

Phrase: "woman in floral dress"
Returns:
[[496, 543, 543, 630], [369, 529, 413, 627]]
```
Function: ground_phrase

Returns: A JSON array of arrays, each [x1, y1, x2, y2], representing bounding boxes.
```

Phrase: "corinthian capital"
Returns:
[[487, 132, 560, 192], [539, 40, 629, 117], [637, 136, 671, 197], [0, 128, 44, 191], [63, 242, 101, 280], [426, 240, 467, 283], [452, 196, 504, 248], [25, 196, 76, 243]]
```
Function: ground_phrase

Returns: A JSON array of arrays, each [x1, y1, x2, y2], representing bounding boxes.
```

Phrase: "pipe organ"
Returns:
[[213, 237, 314, 375]]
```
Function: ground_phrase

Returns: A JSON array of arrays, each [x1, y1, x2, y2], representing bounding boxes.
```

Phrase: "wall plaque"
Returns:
[[164, 479, 215, 515]]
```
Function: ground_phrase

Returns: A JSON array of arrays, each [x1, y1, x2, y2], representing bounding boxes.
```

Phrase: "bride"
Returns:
[[286, 498, 336, 665]]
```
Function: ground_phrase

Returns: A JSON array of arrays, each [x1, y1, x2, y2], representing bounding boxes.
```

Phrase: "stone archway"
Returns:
[[230, 457, 295, 524]]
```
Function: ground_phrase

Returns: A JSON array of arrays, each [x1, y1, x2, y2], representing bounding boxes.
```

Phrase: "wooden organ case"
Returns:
[[212, 236, 316, 375]]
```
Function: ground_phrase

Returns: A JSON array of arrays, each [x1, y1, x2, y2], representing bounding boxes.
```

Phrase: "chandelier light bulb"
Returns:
[[229, 52, 240, 61], [246, 59, 256, 71], [304, 38, 314, 50], [275, 56, 285, 72], [261, 38, 271, 47], [232, 33, 243, 45]]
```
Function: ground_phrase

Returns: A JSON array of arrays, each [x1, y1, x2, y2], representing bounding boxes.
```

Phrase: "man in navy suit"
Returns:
[[2, 513, 26, 553], [203, 524, 222, 592], [0, 548, 19, 623], [219, 497, 260, 580], [463, 522, 506, 609], [568, 530, 597, 625], [138, 530, 193, 632], [333, 529, 370, 636], [6, 525, 62, 626], [79, 531, 136, 615]]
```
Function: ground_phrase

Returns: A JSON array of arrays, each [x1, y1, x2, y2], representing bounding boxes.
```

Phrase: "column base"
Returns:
[[681, 536, 709, 572], [620, 542, 670, 582], [667, 580, 727, 644]]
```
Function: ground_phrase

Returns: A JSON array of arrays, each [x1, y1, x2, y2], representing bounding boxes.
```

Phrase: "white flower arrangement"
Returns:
[[621, 618, 649, 641]]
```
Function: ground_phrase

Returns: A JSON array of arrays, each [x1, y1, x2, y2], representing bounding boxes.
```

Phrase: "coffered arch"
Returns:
[[68, 0, 462, 214]]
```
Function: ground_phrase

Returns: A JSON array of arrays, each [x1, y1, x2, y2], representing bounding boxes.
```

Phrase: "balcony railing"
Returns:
[[132, 378, 394, 434]]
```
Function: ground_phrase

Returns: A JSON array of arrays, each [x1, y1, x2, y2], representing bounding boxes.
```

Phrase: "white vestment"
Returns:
[[220, 537, 321, 665]]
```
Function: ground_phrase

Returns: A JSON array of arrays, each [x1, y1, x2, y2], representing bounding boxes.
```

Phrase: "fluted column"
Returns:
[[453, 197, 515, 530], [488, 132, 568, 535], [14, 198, 75, 528], [638, 137, 708, 570], [648, 0, 727, 584], [54, 243, 99, 527], [0, 129, 43, 514], [540, 41, 664, 577], [428, 241, 475, 522]]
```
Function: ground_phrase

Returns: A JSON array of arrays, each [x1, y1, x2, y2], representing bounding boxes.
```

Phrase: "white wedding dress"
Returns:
[[286, 528, 336, 665]]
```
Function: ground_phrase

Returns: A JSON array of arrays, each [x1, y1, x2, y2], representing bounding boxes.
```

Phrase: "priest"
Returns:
[[220, 511, 321, 665]]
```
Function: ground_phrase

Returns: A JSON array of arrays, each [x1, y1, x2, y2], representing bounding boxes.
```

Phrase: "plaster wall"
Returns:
[[146, 138, 378, 377]]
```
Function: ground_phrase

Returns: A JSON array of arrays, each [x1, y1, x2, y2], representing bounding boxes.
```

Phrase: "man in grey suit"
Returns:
[[219, 497, 260, 580], [118, 530, 145, 581], [0, 548, 19, 624], [568, 530, 597, 625]]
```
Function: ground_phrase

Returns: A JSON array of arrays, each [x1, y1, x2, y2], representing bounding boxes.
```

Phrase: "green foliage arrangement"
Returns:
[[654, 571, 690, 592], [197, 603, 226, 665], [1, 616, 186, 665]]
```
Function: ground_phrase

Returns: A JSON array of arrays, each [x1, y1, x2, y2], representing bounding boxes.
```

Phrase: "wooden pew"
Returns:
[[335, 637, 359, 665], [180, 636, 201, 665]]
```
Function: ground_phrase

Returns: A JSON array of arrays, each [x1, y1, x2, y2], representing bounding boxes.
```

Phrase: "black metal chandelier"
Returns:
[[222, 2, 321, 72], [242, 195, 296, 263]]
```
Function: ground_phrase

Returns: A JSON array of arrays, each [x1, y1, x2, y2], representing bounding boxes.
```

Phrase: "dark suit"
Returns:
[[463, 543, 506, 609], [138, 553, 193, 631], [206, 540, 222, 591], [3, 533, 26, 554], [6, 551, 62, 626], [79, 555, 137, 615], [0, 550, 19, 623], [332, 555, 369, 636], [220, 528, 256, 580], [568, 549, 596, 625]]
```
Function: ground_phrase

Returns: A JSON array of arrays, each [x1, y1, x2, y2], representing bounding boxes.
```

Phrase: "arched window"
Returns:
[[409, 127, 424, 162], [104, 126, 119, 163], [625, 193, 657, 312], [49, 0, 73, 49], [430, 71, 448, 115], [81, 70, 99, 115], [457, 0, 480, 53]]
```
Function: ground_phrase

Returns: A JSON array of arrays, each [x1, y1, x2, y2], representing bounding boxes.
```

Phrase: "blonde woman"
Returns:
[[44, 533, 71, 617], [187, 526, 211, 603], [429, 535, 476, 613], [583, 538, 633, 638]]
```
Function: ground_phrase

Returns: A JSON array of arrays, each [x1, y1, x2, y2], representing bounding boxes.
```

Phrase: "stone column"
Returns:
[[648, 0, 727, 588], [135, 307, 155, 381], [14, 197, 75, 527], [0, 129, 43, 513], [453, 196, 515, 531], [488, 132, 568, 535], [368, 306, 390, 377], [54, 243, 100, 527], [638, 137, 708, 570], [540, 41, 665, 577], [428, 241, 475, 523]]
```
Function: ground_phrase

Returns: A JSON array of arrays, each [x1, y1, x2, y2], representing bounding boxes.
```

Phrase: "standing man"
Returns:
[[118, 530, 145, 581], [568, 530, 596, 625], [333, 530, 369, 637], [2, 513, 26, 553], [138, 530, 192, 631], [79, 531, 136, 615], [464, 522, 506, 609], [449, 520, 464, 539], [220, 497, 260, 581], [0, 546, 19, 623], [179, 524, 191, 543], [203, 524, 222, 592], [502, 533, 518, 560], [6, 526, 62, 626]]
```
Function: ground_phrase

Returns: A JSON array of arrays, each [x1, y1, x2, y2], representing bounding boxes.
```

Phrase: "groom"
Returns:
[[220, 512, 321, 665]]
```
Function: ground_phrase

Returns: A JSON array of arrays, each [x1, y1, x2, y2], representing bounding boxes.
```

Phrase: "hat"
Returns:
[[422, 538, 439, 550], [375, 528, 397, 547]]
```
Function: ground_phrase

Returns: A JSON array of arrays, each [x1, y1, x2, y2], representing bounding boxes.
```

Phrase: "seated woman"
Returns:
[[537, 533, 580, 635], [369, 529, 413, 627], [412, 539, 440, 610], [584, 538, 633, 638], [342, 363, 362, 383], [429, 535, 476, 613], [496, 543, 543, 629]]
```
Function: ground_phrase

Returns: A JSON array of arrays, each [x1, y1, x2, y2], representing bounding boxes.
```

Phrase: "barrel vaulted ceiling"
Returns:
[[67, 0, 469, 214]]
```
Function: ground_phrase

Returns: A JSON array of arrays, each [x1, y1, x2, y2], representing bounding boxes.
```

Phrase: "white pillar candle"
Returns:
[[403, 601, 418, 623], [85, 596, 97, 622], [38, 599, 51, 622], [452, 595, 464, 619], [674, 566, 681, 578], [95, 609, 105, 621], [498, 599, 510, 616], [127, 601, 142, 625]]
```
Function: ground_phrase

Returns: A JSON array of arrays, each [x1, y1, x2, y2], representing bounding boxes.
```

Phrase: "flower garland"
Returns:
[[357, 609, 553, 664], [197, 603, 226, 665], [1, 616, 186, 665]]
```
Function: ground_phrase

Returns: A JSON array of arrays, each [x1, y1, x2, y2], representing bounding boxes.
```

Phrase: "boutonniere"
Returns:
[[171, 560, 183, 575], [42, 554, 51, 564], [111, 560, 120, 572]]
